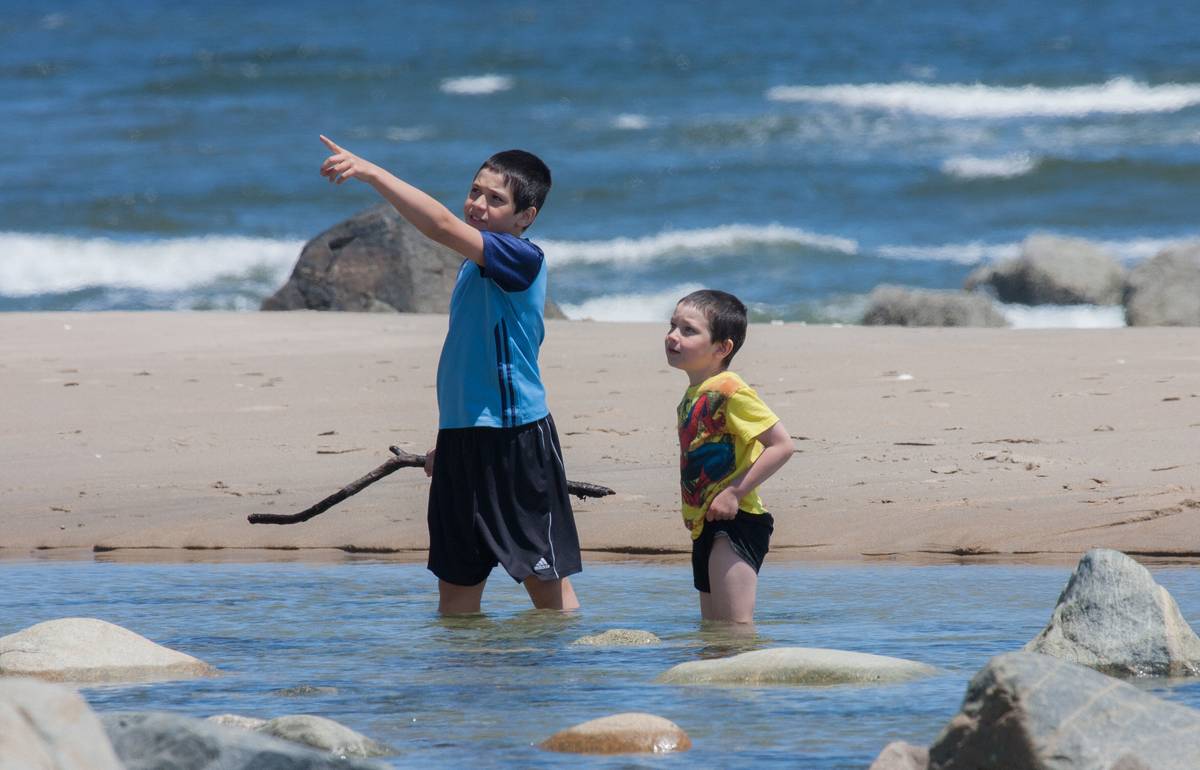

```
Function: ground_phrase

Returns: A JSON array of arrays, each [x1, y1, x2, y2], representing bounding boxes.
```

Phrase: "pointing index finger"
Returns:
[[319, 134, 343, 154]]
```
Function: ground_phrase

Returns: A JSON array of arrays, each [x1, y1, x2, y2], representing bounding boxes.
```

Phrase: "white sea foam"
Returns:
[[876, 241, 1021, 264], [439, 74, 513, 95], [1001, 303, 1126, 329], [876, 234, 1200, 265], [541, 224, 858, 266], [559, 283, 705, 322], [942, 153, 1038, 179], [766, 77, 1200, 118], [613, 113, 650, 130], [0, 233, 301, 295]]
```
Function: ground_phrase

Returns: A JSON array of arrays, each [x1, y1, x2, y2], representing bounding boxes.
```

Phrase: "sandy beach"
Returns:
[[1, 311, 1197, 564]]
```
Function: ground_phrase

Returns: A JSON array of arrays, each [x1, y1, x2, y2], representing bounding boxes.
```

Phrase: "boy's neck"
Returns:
[[688, 364, 728, 387]]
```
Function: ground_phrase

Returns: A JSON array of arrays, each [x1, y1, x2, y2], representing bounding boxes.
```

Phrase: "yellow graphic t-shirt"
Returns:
[[677, 371, 779, 540]]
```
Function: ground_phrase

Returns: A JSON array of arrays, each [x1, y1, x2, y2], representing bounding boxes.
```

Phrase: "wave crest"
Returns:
[[766, 77, 1200, 118], [0, 233, 301, 295], [439, 74, 513, 95], [541, 224, 858, 266]]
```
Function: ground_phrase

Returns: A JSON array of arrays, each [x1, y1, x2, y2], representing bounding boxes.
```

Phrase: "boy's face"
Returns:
[[463, 168, 536, 236], [665, 302, 732, 381]]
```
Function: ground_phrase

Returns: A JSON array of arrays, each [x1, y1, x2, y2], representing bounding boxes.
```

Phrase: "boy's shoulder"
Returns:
[[691, 370, 750, 397]]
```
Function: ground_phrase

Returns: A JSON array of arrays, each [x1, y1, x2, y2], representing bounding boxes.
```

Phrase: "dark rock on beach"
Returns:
[[861, 286, 1008, 327], [925, 651, 1200, 769], [1024, 548, 1200, 677], [102, 711, 390, 770], [262, 204, 565, 318], [963, 234, 1126, 305], [1124, 243, 1200, 326]]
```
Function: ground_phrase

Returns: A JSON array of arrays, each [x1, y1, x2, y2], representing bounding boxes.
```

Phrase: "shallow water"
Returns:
[[3, 559, 1200, 768]]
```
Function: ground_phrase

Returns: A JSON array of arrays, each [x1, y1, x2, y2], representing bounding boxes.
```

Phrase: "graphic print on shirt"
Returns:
[[678, 379, 740, 509]]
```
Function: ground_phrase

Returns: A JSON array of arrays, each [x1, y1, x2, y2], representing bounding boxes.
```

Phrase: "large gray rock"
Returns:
[[262, 203, 565, 317], [1124, 243, 1200, 326], [964, 234, 1126, 305], [869, 741, 929, 770], [101, 711, 389, 770], [656, 647, 937, 685], [862, 286, 1008, 327], [1025, 548, 1200, 677], [0, 617, 215, 684], [0, 677, 123, 770], [928, 651, 1200, 769], [540, 712, 691, 754]]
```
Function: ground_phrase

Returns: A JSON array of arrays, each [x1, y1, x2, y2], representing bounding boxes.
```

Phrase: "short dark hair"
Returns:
[[478, 149, 552, 215], [678, 289, 747, 368]]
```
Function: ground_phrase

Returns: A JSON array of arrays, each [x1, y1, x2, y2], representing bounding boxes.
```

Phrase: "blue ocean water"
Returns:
[[4, 1, 1200, 323], [3, 559, 1200, 768]]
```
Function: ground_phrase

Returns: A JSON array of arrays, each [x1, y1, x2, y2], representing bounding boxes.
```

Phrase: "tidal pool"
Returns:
[[2, 558, 1199, 768]]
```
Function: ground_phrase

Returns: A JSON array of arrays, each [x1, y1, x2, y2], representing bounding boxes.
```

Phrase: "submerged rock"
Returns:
[[1025, 548, 1200, 676], [262, 203, 565, 318], [1124, 243, 1200, 326], [207, 713, 268, 730], [861, 286, 1008, 327], [540, 712, 691, 754], [927, 651, 1200, 769], [656, 647, 936, 686], [258, 715, 396, 758], [869, 741, 929, 770], [0, 677, 123, 770], [571, 629, 662, 646], [102, 711, 389, 770], [964, 234, 1126, 305], [0, 617, 215, 684]]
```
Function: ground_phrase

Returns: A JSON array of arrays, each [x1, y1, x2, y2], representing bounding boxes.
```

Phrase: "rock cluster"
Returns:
[[869, 548, 1200, 768], [261, 204, 564, 318], [863, 234, 1200, 326]]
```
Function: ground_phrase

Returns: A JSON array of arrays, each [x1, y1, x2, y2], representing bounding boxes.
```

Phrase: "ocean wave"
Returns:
[[766, 77, 1200, 118], [0, 233, 301, 296], [439, 74, 513, 95], [559, 283, 705, 322], [541, 225, 858, 266], [941, 153, 1039, 180]]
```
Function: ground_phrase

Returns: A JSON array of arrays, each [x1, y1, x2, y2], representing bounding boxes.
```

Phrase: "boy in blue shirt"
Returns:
[[319, 136, 581, 614]]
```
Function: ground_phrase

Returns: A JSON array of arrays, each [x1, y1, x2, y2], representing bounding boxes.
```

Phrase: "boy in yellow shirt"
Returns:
[[665, 290, 793, 624]]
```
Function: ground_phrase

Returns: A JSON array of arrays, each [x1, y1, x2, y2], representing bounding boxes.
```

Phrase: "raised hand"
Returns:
[[319, 134, 376, 185]]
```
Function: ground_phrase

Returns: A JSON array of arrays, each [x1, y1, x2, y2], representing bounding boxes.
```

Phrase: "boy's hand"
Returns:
[[423, 448, 435, 478], [319, 135, 377, 185], [706, 488, 740, 521]]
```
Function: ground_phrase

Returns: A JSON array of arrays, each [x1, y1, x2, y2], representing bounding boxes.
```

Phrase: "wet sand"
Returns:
[[2, 312, 1197, 565]]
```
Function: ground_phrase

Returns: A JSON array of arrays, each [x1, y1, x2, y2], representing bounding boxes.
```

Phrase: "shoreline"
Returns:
[[2, 311, 1198, 566]]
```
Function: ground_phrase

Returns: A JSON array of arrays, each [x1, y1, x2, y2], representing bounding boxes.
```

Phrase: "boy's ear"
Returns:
[[516, 205, 538, 229], [716, 338, 734, 359]]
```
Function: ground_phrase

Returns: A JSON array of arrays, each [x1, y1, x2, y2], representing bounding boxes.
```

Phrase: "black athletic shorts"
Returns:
[[692, 510, 774, 593], [427, 414, 582, 586]]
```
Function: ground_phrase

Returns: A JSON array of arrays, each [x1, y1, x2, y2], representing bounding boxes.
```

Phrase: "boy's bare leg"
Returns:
[[438, 579, 487, 615], [705, 536, 758, 623], [522, 575, 580, 610]]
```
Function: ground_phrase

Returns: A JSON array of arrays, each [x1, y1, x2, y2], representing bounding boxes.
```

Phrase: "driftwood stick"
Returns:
[[248, 446, 614, 526]]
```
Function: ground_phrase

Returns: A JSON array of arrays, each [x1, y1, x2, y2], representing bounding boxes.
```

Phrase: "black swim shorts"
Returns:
[[692, 510, 774, 593], [427, 414, 582, 586]]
